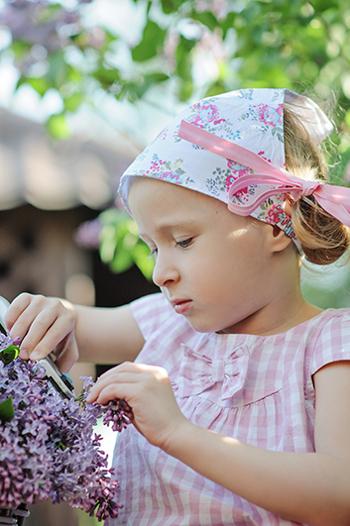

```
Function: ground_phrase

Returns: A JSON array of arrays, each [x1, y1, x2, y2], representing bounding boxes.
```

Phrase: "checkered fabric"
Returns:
[[106, 293, 350, 525]]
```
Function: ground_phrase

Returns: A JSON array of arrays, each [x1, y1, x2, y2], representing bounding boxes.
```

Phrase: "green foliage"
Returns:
[[0, 343, 19, 421], [99, 209, 154, 280], [2, 0, 350, 289], [0, 397, 15, 422], [2, 1, 350, 137], [132, 20, 167, 62], [46, 113, 70, 139], [0, 344, 20, 365]]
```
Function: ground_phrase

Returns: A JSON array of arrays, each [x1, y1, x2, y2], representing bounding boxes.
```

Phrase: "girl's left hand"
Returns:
[[86, 361, 188, 450]]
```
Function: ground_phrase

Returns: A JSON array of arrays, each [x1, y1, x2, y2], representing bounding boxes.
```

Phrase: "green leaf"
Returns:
[[100, 209, 131, 227], [0, 397, 15, 422], [160, 0, 185, 13], [132, 242, 154, 280], [191, 11, 219, 31], [175, 35, 197, 81], [222, 12, 236, 38], [93, 66, 121, 89], [111, 247, 134, 273], [17, 76, 50, 97], [63, 92, 84, 112], [132, 20, 167, 62], [10, 40, 31, 59], [143, 72, 170, 84], [98, 209, 152, 275], [46, 113, 70, 139], [99, 211, 135, 267], [0, 344, 20, 365], [99, 226, 119, 262], [345, 110, 350, 128]]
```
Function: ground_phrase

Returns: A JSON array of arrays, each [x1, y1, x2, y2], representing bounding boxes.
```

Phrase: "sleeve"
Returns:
[[309, 311, 350, 377], [128, 292, 174, 341]]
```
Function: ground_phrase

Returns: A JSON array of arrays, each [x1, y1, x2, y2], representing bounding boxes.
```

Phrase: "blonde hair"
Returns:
[[283, 103, 350, 265]]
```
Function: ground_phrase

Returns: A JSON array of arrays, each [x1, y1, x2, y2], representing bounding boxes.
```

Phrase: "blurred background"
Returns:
[[1, 0, 350, 524]]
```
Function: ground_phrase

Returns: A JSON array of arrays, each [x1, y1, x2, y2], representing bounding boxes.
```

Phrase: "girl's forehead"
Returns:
[[128, 176, 252, 234], [128, 176, 222, 210]]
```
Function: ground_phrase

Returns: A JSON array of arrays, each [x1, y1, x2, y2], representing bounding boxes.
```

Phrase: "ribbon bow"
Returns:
[[179, 120, 350, 227], [173, 343, 250, 408]]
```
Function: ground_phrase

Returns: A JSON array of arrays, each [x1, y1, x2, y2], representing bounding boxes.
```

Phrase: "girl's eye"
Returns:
[[146, 238, 193, 258], [176, 238, 193, 249], [147, 247, 158, 258]]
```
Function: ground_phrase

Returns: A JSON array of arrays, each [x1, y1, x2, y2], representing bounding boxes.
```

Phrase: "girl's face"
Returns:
[[128, 177, 281, 334]]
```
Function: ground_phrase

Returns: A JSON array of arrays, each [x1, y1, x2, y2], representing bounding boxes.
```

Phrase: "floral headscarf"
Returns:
[[118, 88, 334, 245]]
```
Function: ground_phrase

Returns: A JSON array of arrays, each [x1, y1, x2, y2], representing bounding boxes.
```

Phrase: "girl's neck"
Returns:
[[220, 295, 322, 337]]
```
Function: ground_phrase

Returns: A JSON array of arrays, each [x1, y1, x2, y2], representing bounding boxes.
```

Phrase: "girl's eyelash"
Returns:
[[146, 238, 193, 258], [176, 238, 193, 248]]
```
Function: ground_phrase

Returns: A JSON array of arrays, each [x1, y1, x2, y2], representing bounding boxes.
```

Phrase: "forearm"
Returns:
[[165, 422, 350, 525], [74, 304, 143, 364]]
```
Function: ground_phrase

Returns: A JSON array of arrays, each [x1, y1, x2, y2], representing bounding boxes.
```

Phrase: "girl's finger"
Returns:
[[5, 293, 35, 332], [19, 308, 59, 356], [9, 296, 52, 343], [94, 383, 137, 406], [86, 371, 141, 402], [27, 315, 75, 361], [96, 361, 137, 381], [5, 293, 32, 330]]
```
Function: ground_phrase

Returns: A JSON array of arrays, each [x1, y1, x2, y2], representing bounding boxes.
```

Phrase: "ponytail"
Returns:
[[283, 104, 350, 264]]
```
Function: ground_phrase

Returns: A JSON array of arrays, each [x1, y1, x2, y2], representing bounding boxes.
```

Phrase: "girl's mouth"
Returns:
[[173, 300, 193, 315]]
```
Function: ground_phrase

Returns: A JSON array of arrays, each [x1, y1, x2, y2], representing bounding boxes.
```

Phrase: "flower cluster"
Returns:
[[0, 334, 133, 521]]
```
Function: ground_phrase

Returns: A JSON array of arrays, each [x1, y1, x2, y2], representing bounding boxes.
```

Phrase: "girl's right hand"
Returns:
[[5, 292, 79, 373]]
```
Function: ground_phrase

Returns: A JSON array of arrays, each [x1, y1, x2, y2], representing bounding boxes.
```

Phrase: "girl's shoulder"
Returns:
[[305, 307, 350, 377]]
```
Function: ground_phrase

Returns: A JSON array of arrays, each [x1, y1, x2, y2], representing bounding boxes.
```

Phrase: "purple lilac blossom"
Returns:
[[74, 218, 102, 250], [0, 336, 132, 520]]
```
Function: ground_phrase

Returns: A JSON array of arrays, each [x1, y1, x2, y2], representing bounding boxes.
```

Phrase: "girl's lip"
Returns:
[[173, 300, 193, 314]]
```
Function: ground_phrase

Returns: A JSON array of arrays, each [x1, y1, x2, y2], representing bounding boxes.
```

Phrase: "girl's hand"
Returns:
[[86, 362, 189, 449], [5, 292, 78, 373]]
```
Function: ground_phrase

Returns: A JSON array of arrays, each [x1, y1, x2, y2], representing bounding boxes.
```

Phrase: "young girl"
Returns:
[[6, 88, 350, 525]]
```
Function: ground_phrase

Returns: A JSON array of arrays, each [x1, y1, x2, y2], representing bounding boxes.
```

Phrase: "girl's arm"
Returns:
[[165, 361, 350, 526], [74, 303, 144, 364], [5, 293, 145, 370], [87, 361, 350, 526]]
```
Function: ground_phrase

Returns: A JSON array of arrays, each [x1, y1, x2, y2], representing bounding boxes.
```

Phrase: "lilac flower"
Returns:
[[0, 336, 132, 520], [74, 218, 102, 250]]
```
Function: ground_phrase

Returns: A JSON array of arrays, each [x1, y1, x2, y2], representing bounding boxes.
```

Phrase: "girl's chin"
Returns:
[[187, 317, 225, 334]]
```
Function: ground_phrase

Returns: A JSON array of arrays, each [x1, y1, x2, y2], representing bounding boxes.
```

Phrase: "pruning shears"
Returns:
[[0, 297, 75, 400]]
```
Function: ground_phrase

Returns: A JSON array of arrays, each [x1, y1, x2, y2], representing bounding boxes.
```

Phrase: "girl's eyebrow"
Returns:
[[139, 220, 198, 240]]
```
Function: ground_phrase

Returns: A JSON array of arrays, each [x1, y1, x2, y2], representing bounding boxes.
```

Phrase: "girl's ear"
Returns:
[[267, 224, 293, 253]]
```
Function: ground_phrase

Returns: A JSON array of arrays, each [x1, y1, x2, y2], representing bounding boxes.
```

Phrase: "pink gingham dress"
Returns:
[[107, 293, 350, 526]]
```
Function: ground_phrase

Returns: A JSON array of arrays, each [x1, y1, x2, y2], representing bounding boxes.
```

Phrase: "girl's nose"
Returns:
[[152, 255, 179, 287]]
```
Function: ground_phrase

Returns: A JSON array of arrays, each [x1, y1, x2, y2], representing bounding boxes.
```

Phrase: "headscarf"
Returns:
[[119, 88, 350, 248]]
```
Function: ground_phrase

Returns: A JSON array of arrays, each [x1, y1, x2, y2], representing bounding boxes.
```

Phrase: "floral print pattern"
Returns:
[[239, 102, 284, 142], [186, 99, 241, 142], [253, 198, 296, 239], [119, 88, 298, 243], [144, 154, 195, 185]]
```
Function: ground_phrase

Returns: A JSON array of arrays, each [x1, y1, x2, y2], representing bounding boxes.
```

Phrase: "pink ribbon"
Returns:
[[179, 120, 350, 227]]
